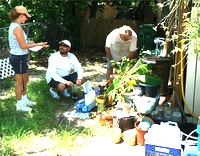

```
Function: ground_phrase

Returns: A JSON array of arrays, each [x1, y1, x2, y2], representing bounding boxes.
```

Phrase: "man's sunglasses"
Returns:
[[59, 43, 69, 48]]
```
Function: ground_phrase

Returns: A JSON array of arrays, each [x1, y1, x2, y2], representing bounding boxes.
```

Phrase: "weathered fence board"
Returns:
[[79, 18, 139, 48]]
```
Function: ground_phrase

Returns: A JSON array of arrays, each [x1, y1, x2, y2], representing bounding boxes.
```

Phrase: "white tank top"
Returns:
[[9, 22, 28, 55]]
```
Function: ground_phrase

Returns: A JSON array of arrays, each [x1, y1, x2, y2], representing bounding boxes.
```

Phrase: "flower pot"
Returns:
[[122, 128, 137, 146], [96, 95, 106, 104], [96, 95, 107, 113], [139, 83, 158, 97], [109, 127, 122, 144], [118, 116, 137, 133], [134, 117, 154, 146]]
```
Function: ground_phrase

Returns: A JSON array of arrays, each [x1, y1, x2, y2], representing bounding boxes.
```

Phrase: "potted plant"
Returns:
[[104, 56, 163, 105]]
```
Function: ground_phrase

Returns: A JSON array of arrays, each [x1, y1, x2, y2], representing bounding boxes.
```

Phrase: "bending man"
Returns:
[[105, 25, 137, 81]]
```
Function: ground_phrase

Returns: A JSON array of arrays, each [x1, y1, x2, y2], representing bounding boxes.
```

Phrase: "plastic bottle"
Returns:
[[172, 107, 182, 123], [197, 116, 200, 151], [71, 84, 78, 100], [164, 106, 172, 121]]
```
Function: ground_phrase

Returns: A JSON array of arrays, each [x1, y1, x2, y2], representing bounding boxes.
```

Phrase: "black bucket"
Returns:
[[118, 116, 137, 132], [179, 123, 198, 139], [139, 83, 158, 97], [178, 123, 198, 150]]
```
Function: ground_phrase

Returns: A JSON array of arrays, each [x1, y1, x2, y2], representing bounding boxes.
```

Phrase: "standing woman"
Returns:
[[8, 6, 49, 112]]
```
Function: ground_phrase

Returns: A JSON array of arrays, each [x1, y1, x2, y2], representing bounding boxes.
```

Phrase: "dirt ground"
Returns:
[[26, 47, 148, 156]]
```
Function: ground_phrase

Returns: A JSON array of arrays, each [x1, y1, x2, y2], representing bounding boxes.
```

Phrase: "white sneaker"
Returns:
[[17, 103, 32, 112], [62, 89, 70, 97], [49, 87, 60, 99], [23, 99, 36, 106]]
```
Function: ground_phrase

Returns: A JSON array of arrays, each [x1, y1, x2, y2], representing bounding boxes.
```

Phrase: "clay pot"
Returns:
[[109, 127, 122, 144], [134, 117, 154, 146], [122, 128, 137, 146]]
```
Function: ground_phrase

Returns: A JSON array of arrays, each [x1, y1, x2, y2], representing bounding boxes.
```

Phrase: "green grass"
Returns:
[[0, 77, 92, 155]]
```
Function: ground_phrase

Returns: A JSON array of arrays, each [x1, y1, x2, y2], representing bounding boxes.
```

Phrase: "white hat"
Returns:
[[59, 40, 71, 47], [119, 25, 132, 35]]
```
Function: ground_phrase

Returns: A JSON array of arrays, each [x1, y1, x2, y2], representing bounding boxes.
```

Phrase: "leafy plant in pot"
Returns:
[[104, 56, 163, 105]]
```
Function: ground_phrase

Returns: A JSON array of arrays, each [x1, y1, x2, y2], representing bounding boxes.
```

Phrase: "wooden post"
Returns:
[[172, 0, 188, 108]]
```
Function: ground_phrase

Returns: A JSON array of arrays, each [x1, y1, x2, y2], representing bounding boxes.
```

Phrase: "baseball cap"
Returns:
[[15, 6, 31, 18], [59, 40, 71, 47]]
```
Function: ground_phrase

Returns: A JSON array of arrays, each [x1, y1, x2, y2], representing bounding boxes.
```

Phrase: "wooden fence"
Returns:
[[79, 18, 140, 48]]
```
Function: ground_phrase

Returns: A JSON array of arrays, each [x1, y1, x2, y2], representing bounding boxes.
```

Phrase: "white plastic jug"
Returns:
[[84, 89, 96, 106]]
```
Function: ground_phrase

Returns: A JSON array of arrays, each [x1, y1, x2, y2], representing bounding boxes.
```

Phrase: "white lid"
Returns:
[[82, 81, 92, 93]]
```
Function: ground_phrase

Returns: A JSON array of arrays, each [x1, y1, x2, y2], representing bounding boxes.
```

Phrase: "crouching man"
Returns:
[[46, 40, 84, 99]]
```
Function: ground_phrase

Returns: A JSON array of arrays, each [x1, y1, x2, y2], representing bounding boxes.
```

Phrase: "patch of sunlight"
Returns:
[[36, 66, 47, 71], [0, 92, 15, 100], [29, 77, 43, 82]]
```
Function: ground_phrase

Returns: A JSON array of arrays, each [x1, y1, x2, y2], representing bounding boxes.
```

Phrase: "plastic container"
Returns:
[[164, 106, 172, 121], [83, 81, 96, 106], [172, 107, 182, 123], [156, 105, 164, 119], [152, 105, 164, 121], [184, 144, 200, 156], [71, 84, 78, 100], [75, 98, 96, 112], [154, 37, 165, 56], [132, 96, 156, 114], [138, 24, 156, 51], [139, 83, 158, 97], [145, 121, 182, 155], [197, 116, 200, 151], [145, 144, 181, 156], [178, 122, 198, 149]]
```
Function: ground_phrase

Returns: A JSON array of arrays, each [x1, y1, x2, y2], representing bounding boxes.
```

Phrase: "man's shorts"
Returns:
[[48, 72, 78, 88], [9, 54, 28, 74]]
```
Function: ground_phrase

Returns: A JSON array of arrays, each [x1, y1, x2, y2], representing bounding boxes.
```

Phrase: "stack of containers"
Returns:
[[144, 121, 182, 156], [75, 81, 96, 112]]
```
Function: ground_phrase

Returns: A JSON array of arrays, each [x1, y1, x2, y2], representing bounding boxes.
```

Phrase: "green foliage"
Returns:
[[30, 47, 55, 60], [105, 58, 163, 103], [182, 6, 200, 57], [138, 72, 163, 85], [0, 77, 15, 89], [0, 0, 90, 55], [158, 0, 200, 58]]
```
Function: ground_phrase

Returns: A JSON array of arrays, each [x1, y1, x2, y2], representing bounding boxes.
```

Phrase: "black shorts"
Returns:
[[48, 72, 78, 88], [9, 54, 28, 74]]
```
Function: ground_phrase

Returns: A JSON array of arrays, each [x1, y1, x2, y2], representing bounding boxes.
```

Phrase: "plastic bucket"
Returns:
[[139, 83, 158, 97]]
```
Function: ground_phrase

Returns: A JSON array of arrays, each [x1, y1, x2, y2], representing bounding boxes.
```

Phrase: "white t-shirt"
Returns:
[[46, 51, 83, 84], [105, 27, 137, 61]]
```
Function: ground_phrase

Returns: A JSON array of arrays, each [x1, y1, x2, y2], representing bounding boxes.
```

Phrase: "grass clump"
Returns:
[[0, 76, 92, 155]]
